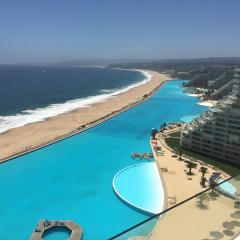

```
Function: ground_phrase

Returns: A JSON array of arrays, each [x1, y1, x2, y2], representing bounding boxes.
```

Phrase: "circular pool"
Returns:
[[113, 162, 165, 215]]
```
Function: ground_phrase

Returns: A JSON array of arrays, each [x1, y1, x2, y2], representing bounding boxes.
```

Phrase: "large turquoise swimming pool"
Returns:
[[0, 81, 207, 240]]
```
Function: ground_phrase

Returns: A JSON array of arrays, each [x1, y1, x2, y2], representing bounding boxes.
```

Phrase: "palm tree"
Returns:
[[178, 147, 183, 160], [209, 179, 218, 194], [200, 176, 207, 187], [151, 128, 158, 139], [199, 166, 208, 177], [186, 161, 197, 175]]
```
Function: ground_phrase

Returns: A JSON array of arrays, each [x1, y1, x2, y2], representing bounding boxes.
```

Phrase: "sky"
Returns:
[[0, 0, 240, 63]]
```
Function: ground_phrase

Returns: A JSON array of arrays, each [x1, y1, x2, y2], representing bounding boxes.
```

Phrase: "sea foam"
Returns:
[[0, 70, 152, 133]]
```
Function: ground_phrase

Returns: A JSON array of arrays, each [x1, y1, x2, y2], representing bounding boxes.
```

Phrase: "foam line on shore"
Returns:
[[0, 70, 152, 133]]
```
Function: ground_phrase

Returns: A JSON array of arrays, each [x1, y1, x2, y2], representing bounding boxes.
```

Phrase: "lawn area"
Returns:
[[168, 131, 181, 138], [165, 132, 240, 177]]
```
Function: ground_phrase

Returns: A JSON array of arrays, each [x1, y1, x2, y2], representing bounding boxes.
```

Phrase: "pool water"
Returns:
[[0, 81, 207, 240], [219, 180, 237, 195], [113, 163, 165, 215], [43, 226, 71, 240], [180, 114, 200, 123]]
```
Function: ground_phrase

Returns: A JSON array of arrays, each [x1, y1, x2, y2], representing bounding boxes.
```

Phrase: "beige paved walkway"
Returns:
[[153, 127, 229, 207], [129, 126, 230, 240]]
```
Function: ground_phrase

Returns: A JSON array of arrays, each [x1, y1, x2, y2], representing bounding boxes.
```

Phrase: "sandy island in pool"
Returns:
[[0, 70, 171, 162]]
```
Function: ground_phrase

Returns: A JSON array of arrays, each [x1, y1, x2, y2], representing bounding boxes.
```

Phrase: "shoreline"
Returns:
[[0, 68, 152, 134], [0, 69, 172, 163]]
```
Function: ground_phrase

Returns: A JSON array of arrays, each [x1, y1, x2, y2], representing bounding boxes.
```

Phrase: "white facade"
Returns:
[[181, 68, 240, 163]]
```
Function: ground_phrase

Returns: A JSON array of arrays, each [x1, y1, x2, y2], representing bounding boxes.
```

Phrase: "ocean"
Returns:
[[0, 65, 150, 133]]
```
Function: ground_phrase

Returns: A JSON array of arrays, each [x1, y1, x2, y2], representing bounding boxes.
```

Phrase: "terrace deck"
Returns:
[[29, 220, 82, 240]]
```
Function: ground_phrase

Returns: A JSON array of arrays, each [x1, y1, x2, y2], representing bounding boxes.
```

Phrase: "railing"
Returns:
[[109, 175, 240, 240]]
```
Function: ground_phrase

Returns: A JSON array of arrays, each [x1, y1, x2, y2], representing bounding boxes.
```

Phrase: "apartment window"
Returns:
[[203, 130, 212, 134], [215, 123, 225, 128], [215, 133, 224, 137]]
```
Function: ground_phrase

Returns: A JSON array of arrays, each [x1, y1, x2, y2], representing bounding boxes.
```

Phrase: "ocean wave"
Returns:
[[99, 89, 116, 94], [0, 70, 152, 133]]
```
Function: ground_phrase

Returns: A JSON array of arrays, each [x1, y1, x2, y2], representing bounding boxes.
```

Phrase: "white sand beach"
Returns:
[[0, 70, 171, 162]]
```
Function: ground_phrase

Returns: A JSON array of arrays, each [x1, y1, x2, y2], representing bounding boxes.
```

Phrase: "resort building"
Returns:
[[210, 80, 234, 100], [180, 68, 240, 164]]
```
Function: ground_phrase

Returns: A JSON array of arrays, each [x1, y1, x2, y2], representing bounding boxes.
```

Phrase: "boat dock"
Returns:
[[29, 220, 82, 240]]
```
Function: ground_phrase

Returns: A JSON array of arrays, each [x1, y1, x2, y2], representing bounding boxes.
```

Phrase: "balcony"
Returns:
[[234, 74, 240, 78]]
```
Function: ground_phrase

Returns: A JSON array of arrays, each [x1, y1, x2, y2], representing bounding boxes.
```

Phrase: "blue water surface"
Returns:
[[0, 80, 208, 240], [0, 66, 145, 115], [180, 114, 200, 123], [43, 227, 71, 240], [113, 162, 165, 215], [219, 180, 237, 195]]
